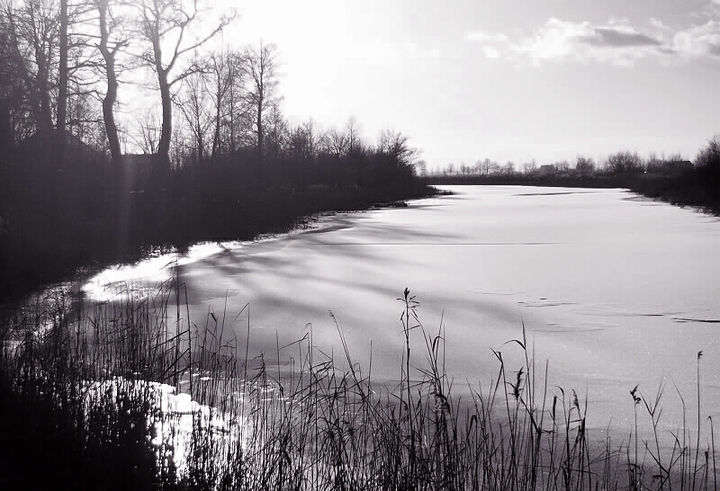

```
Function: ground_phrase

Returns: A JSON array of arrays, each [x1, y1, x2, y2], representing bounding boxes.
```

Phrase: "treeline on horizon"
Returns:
[[0, 0, 431, 303], [425, 140, 720, 212]]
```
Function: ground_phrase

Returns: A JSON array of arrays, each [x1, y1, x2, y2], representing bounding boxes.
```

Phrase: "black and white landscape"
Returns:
[[2, 1, 720, 490]]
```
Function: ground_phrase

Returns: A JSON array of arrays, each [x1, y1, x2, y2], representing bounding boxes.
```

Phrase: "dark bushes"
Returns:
[[629, 136, 720, 214], [0, 132, 432, 303]]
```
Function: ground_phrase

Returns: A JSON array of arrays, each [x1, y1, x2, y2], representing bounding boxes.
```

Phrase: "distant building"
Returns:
[[538, 164, 555, 176]]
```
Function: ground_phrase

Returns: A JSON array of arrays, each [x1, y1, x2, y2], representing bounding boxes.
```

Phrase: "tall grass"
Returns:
[[0, 284, 717, 490]]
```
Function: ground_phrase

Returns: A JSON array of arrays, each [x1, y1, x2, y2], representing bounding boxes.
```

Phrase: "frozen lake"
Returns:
[[86, 185, 720, 441]]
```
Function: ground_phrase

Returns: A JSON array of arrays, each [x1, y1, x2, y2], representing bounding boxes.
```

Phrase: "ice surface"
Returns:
[[84, 185, 720, 442]]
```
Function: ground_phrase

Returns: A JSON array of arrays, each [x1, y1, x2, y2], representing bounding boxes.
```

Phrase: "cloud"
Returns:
[[671, 20, 720, 58], [514, 18, 594, 61], [580, 27, 662, 47], [467, 16, 720, 66], [465, 32, 509, 44], [649, 18, 671, 31], [482, 46, 500, 59]]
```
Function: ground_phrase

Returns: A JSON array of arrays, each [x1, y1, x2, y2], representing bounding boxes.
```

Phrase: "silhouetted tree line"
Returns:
[[426, 140, 720, 213], [0, 0, 430, 303], [629, 136, 720, 214], [427, 150, 692, 181]]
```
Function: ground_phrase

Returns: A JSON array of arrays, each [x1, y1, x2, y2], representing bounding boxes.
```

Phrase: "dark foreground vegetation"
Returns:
[[1, 287, 717, 490], [425, 138, 720, 215]]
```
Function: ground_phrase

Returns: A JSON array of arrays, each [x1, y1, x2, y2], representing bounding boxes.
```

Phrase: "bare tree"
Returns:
[[0, 6, 34, 148], [128, 0, 231, 165], [606, 151, 643, 174], [696, 135, 720, 171], [57, 0, 67, 145], [245, 40, 279, 166], [92, 0, 127, 165], [0, 0, 97, 155], [177, 65, 211, 164], [378, 129, 416, 167], [576, 156, 595, 174], [481, 158, 493, 175], [321, 127, 348, 160], [2, 0, 60, 142], [204, 48, 248, 158], [135, 109, 159, 154], [206, 49, 231, 158], [205, 49, 230, 159], [345, 116, 361, 156], [263, 104, 287, 167], [287, 119, 317, 164], [555, 160, 569, 172]]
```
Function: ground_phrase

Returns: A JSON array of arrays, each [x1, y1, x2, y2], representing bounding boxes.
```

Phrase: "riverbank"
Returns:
[[0, 146, 436, 306], [628, 170, 720, 215]]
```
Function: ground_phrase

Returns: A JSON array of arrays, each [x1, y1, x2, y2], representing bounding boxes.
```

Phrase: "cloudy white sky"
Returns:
[[222, 0, 720, 168]]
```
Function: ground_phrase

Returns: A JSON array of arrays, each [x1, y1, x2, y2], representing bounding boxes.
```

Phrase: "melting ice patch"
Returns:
[[83, 242, 244, 302], [81, 376, 248, 477]]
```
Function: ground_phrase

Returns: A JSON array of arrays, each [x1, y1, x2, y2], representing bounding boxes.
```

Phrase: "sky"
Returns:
[[216, 0, 720, 168]]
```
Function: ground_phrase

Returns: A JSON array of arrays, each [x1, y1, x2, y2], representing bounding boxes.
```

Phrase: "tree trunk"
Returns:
[[229, 77, 236, 153], [157, 68, 172, 167], [98, 0, 122, 166], [0, 99, 12, 165], [212, 89, 221, 159], [256, 93, 263, 167], [196, 117, 204, 163], [35, 47, 53, 145], [102, 70, 122, 165], [57, 0, 67, 142]]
